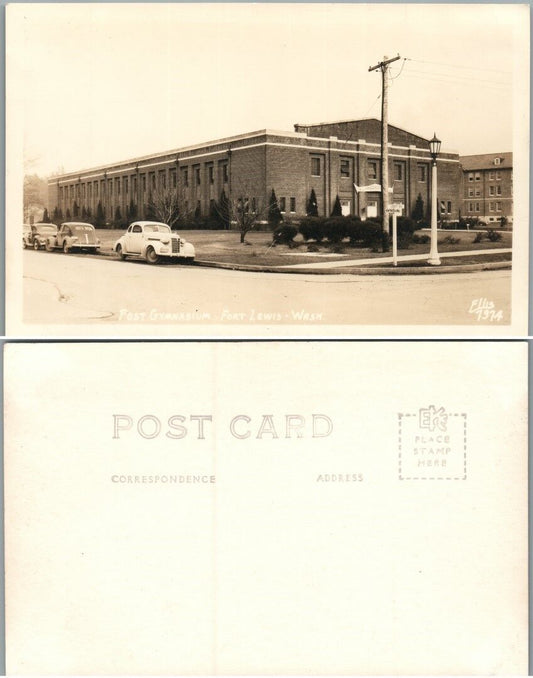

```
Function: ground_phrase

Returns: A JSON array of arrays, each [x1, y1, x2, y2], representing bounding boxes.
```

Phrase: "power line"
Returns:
[[405, 57, 511, 75], [404, 66, 510, 86]]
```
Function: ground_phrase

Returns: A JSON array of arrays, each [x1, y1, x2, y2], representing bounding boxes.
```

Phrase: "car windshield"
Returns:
[[71, 226, 94, 233], [36, 225, 56, 232], [144, 224, 170, 233]]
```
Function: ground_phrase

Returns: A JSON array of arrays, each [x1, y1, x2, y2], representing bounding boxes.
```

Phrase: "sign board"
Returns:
[[386, 203, 404, 215]]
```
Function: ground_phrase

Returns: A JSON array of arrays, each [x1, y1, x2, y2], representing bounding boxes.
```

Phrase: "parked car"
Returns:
[[46, 222, 101, 253], [23, 223, 58, 250], [114, 221, 195, 264]]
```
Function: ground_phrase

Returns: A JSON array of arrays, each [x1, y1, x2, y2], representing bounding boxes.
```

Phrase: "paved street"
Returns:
[[22, 250, 511, 327]]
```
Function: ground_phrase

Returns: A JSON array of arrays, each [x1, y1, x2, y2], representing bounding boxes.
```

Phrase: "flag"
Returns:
[[354, 183, 394, 194]]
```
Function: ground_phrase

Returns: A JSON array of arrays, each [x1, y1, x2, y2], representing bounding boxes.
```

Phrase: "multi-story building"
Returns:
[[47, 118, 461, 224], [460, 152, 513, 225]]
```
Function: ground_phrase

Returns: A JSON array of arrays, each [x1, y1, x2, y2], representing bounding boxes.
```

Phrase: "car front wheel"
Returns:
[[146, 247, 159, 265], [116, 244, 127, 261], [63, 241, 70, 254], [33, 240, 40, 250], [46, 240, 54, 252]]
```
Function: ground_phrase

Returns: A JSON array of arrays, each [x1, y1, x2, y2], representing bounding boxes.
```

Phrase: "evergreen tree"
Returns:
[[128, 198, 138, 222], [268, 188, 282, 227], [81, 206, 87, 220], [114, 206, 122, 225], [72, 201, 79, 218], [331, 195, 342, 217], [194, 202, 201, 218], [52, 206, 60, 222], [216, 189, 231, 230], [66, 208, 71, 219], [412, 193, 424, 221], [86, 206, 92, 219], [307, 188, 319, 217], [42, 208, 51, 223], [95, 201, 105, 228]]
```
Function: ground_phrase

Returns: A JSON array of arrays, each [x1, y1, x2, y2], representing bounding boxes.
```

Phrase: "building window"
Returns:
[[182, 168, 189, 187], [496, 171, 501, 180], [475, 172, 481, 181], [489, 186, 494, 196], [468, 188, 474, 197], [94, 182, 98, 197], [208, 165, 214, 184], [75, 184, 80, 198], [469, 202, 474, 211], [88, 184, 92, 199], [150, 173, 156, 190], [82, 184, 86, 199], [108, 181, 113, 196], [489, 202, 494, 211], [170, 169, 177, 189], [141, 175, 146, 193], [340, 158, 350, 178], [468, 173, 474, 182], [475, 189, 480, 197], [279, 197, 286, 212], [124, 177, 128, 194], [496, 202, 502, 211], [475, 202, 480, 212], [496, 185, 502, 195], [418, 164, 427, 182], [447, 201, 452, 213], [489, 171, 495, 180], [394, 163, 403, 181], [158, 170, 166, 189], [59, 187, 63, 199], [221, 163, 229, 183], [132, 176, 137, 194], [367, 160, 378, 180], [251, 197, 256, 212], [115, 178, 120, 195], [311, 157, 321, 177], [195, 166, 201, 185], [290, 197, 296, 213], [494, 157, 501, 165]]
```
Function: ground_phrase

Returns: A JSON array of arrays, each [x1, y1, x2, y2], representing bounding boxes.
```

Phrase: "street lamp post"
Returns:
[[428, 132, 441, 266]]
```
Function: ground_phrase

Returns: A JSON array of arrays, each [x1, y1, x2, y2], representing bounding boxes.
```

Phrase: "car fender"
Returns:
[[141, 240, 163, 257], [114, 238, 125, 252], [181, 242, 195, 258]]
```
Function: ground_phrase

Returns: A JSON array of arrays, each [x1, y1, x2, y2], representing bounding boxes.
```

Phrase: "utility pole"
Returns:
[[369, 54, 400, 233]]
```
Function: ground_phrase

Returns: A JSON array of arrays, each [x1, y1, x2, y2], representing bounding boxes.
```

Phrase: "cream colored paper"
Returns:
[[5, 3, 530, 337], [4, 341, 528, 674]]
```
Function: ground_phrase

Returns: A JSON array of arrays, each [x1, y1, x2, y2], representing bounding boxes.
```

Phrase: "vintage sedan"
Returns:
[[46, 222, 101, 253], [114, 221, 195, 264], [23, 223, 58, 250]]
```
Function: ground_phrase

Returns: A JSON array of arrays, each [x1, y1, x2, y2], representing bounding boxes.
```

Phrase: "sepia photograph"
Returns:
[[6, 3, 529, 336]]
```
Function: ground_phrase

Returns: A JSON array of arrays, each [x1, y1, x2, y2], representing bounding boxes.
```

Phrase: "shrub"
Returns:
[[440, 235, 461, 245], [329, 244, 346, 254], [330, 195, 342, 217], [473, 232, 484, 244], [486, 229, 502, 242], [299, 217, 325, 242], [411, 233, 430, 245], [323, 217, 347, 243], [307, 243, 320, 252], [307, 189, 319, 217], [272, 224, 298, 245], [268, 189, 282, 227]]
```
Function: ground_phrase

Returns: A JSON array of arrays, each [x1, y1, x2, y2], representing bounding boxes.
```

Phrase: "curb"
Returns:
[[194, 259, 512, 276]]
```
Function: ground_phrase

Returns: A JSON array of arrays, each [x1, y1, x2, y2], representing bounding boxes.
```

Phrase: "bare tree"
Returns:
[[146, 184, 181, 229], [216, 180, 267, 244]]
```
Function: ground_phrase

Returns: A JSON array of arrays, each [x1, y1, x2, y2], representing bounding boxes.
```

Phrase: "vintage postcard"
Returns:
[[4, 341, 528, 674], [5, 3, 530, 337]]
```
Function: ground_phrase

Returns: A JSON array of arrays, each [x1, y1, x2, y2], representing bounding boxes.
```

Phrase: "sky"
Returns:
[[8, 3, 527, 177]]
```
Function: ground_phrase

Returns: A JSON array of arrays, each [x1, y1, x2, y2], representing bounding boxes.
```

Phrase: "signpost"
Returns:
[[386, 203, 404, 266]]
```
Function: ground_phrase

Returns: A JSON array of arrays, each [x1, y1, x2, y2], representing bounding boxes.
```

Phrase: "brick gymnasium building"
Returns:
[[47, 118, 462, 224], [460, 152, 513, 225]]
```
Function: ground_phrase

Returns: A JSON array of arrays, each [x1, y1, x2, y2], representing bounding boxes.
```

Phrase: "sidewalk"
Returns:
[[276, 248, 512, 269]]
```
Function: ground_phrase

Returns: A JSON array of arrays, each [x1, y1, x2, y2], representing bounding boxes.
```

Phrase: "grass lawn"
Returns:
[[96, 228, 513, 267]]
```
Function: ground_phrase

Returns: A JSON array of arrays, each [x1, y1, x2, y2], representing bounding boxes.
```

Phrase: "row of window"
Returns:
[[467, 171, 503, 181], [468, 202, 502, 212], [467, 186, 503, 197], [311, 157, 428, 182], [58, 162, 231, 203]]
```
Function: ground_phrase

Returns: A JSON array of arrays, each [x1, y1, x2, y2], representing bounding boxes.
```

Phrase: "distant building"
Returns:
[[460, 152, 513, 225], [47, 119, 462, 224]]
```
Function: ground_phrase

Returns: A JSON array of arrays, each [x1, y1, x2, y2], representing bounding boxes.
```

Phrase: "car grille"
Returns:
[[171, 237, 180, 253]]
